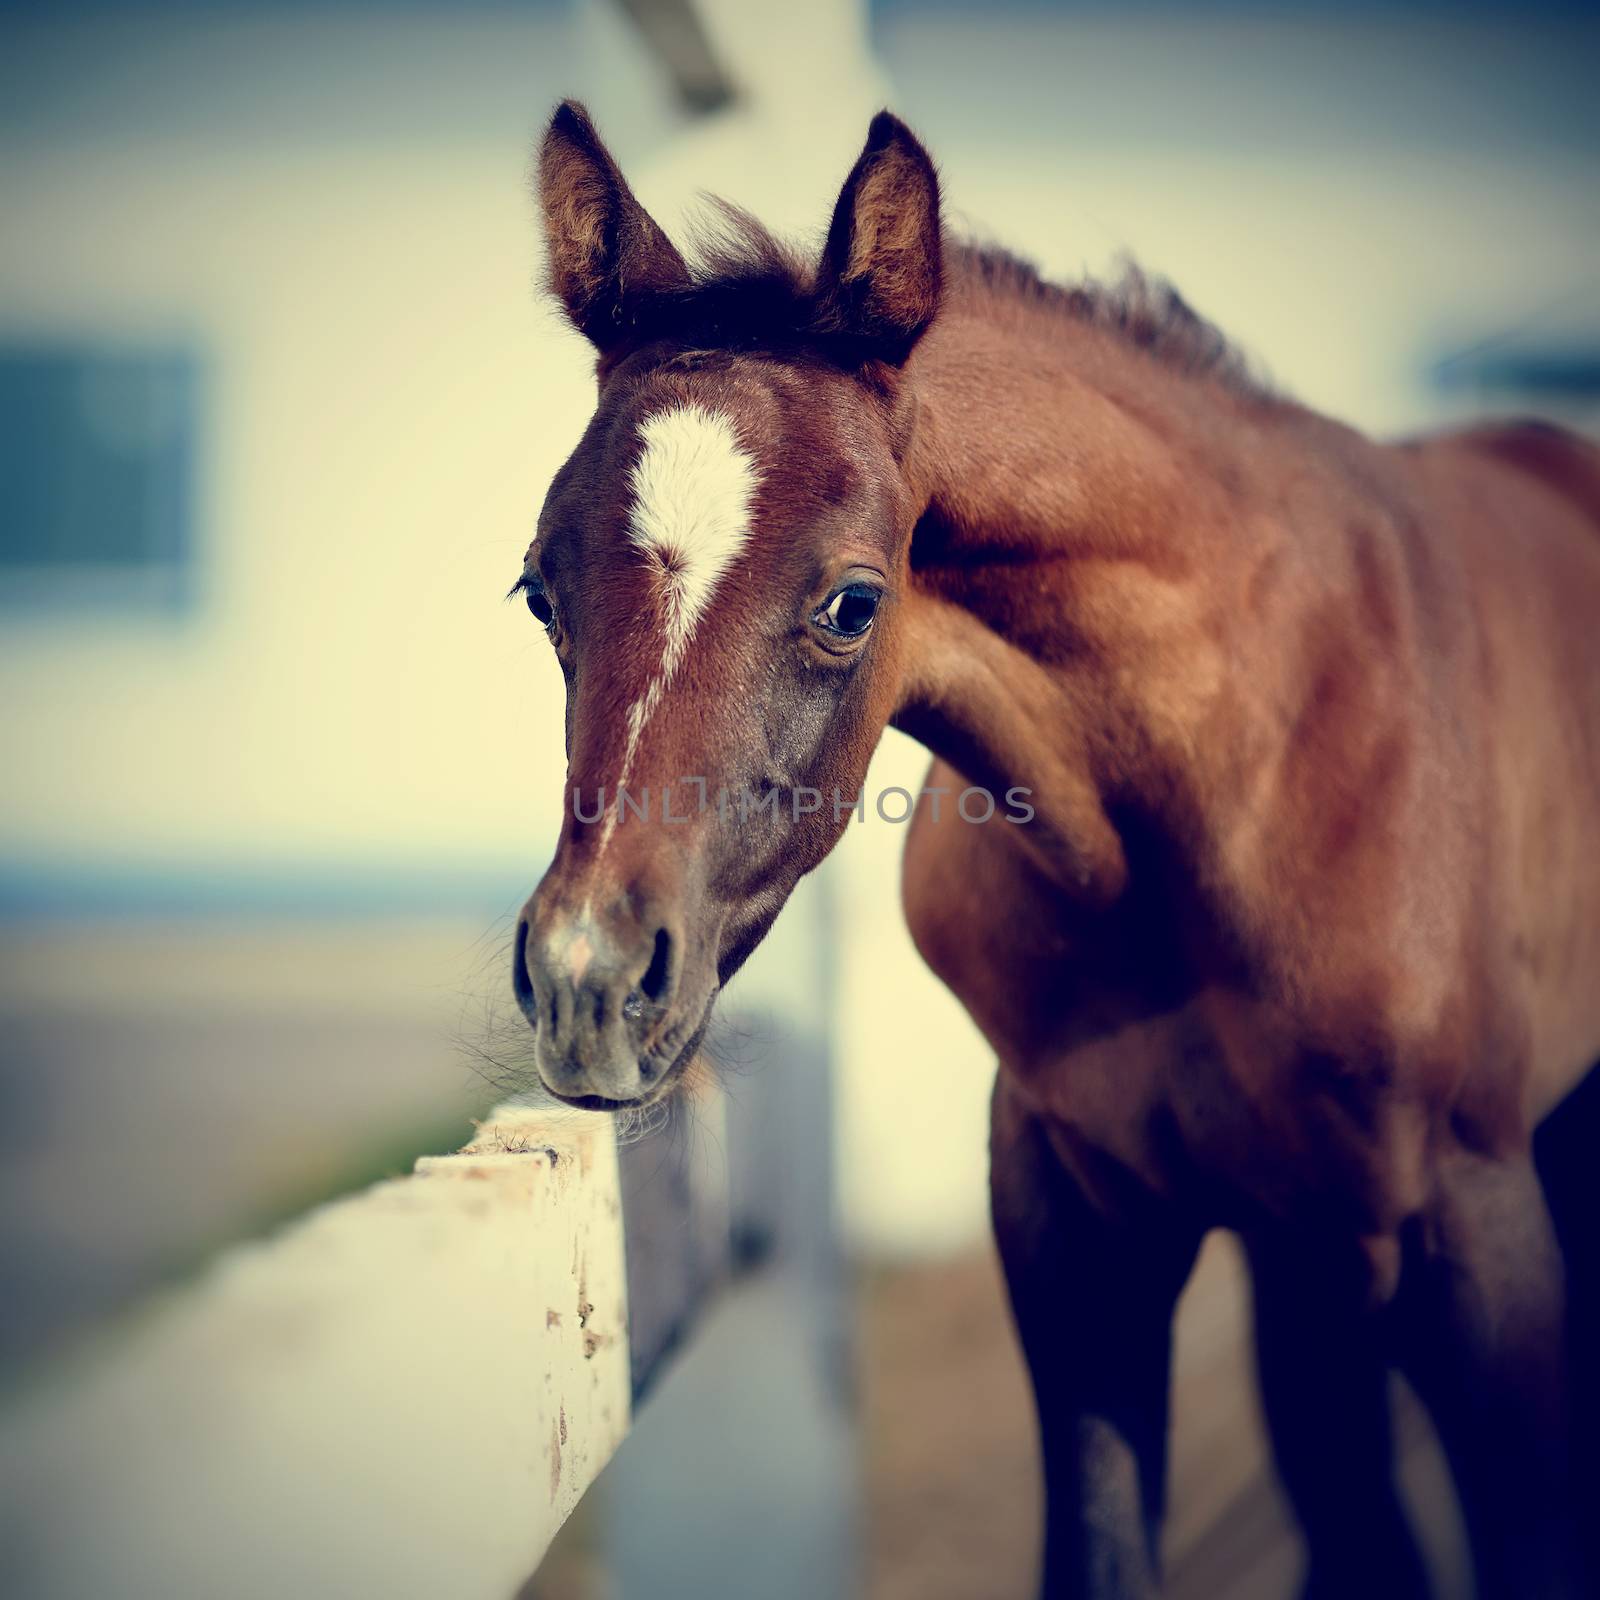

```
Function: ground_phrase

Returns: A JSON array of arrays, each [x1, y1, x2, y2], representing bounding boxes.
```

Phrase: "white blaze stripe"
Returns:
[[591, 403, 759, 864]]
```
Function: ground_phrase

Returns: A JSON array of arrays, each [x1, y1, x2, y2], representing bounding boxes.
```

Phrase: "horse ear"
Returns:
[[815, 112, 943, 364], [537, 100, 690, 352]]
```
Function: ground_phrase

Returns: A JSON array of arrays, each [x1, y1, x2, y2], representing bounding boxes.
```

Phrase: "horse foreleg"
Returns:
[[1247, 1228, 1432, 1600], [1536, 1063, 1600, 1596], [990, 1074, 1201, 1600], [1396, 1149, 1582, 1600]]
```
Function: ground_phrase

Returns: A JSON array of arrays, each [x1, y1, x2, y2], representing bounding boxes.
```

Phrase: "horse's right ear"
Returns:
[[815, 112, 943, 365], [537, 100, 690, 353]]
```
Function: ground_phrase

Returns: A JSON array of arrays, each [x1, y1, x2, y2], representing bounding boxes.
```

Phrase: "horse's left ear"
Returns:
[[815, 112, 943, 365], [538, 99, 691, 353]]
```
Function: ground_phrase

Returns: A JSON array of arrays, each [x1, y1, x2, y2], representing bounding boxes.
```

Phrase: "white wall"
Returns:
[[0, 11, 588, 872]]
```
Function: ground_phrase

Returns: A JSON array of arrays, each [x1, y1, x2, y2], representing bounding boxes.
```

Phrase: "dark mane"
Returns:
[[627, 204, 1262, 396], [954, 241, 1263, 396]]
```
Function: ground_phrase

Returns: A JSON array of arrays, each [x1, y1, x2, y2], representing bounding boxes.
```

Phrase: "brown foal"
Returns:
[[513, 102, 1600, 1599]]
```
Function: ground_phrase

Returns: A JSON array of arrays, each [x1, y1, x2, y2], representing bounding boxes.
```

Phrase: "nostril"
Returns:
[[513, 919, 535, 1010], [638, 926, 673, 1006]]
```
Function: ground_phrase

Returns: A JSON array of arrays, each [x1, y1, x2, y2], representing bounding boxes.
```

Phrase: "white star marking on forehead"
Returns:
[[585, 402, 760, 873], [627, 402, 760, 678]]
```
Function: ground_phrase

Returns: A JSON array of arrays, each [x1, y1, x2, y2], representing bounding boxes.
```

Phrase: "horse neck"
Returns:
[[893, 286, 1300, 903]]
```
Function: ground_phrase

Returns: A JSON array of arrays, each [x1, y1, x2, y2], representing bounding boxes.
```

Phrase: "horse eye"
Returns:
[[817, 583, 880, 638], [522, 575, 555, 628]]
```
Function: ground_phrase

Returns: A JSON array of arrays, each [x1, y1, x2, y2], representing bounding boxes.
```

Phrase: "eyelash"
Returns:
[[509, 573, 556, 629]]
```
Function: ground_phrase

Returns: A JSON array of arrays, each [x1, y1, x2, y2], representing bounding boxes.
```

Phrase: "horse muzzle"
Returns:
[[514, 884, 695, 1107]]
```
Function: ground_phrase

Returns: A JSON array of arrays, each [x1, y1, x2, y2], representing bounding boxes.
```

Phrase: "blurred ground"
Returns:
[[859, 1249, 1037, 1600]]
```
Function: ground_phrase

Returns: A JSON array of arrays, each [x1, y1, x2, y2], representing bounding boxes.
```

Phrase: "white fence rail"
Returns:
[[1, 1104, 635, 1600]]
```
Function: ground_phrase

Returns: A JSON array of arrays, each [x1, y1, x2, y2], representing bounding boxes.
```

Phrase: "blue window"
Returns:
[[0, 345, 201, 614]]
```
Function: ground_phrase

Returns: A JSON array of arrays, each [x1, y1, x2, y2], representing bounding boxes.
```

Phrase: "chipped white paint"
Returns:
[[590, 403, 759, 865], [0, 1104, 630, 1600]]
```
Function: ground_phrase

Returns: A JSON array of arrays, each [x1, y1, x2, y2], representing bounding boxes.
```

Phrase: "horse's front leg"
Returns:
[[1247, 1227, 1432, 1600], [1536, 1063, 1600, 1595], [1396, 1149, 1582, 1600], [990, 1073, 1201, 1600]]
